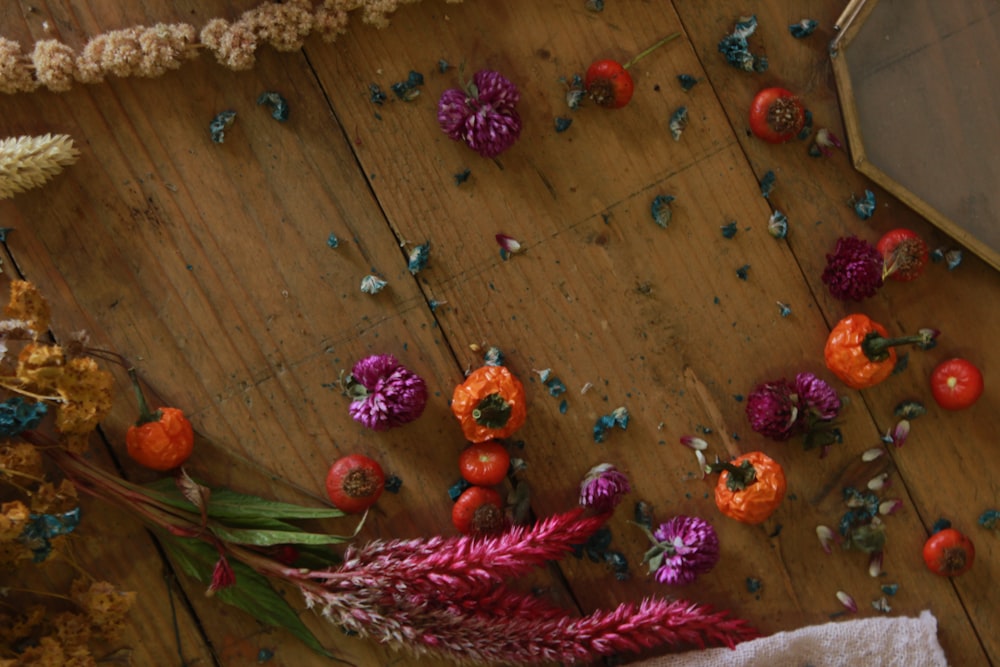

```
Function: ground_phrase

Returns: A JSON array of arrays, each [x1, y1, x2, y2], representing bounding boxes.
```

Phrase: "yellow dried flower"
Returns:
[[0, 441, 43, 479], [73, 34, 107, 83], [16, 343, 65, 394], [0, 134, 79, 200], [314, 2, 350, 41], [71, 580, 137, 642], [0, 605, 45, 644], [54, 357, 114, 435], [53, 611, 94, 652], [97, 27, 144, 79], [31, 479, 78, 514], [0, 538, 30, 567], [31, 40, 76, 92], [0, 499, 30, 540], [5, 280, 51, 335]]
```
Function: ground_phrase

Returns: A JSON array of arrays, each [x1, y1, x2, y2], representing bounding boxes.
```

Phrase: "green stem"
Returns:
[[623, 32, 682, 69], [128, 367, 161, 425], [711, 459, 757, 491], [861, 329, 937, 362]]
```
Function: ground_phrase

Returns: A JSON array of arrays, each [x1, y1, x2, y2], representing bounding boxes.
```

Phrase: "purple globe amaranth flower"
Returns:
[[795, 372, 840, 421], [438, 69, 522, 158], [746, 378, 799, 440], [579, 463, 631, 513], [821, 235, 884, 301], [646, 515, 720, 586], [346, 354, 427, 431]]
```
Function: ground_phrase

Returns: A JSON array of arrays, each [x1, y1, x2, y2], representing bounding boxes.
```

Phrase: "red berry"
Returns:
[[748, 87, 806, 143], [877, 228, 929, 281], [584, 59, 634, 108], [325, 454, 385, 514]]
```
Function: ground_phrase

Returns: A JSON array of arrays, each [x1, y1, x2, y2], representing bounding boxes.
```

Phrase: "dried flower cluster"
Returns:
[[342, 353, 428, 431], [0, 134, 79, 199], [0, 282, 135, 663], [822, 235, 884, 301], [746, 372, 841, 447], [579, 463, 631, 512], [438, 69, 523, 158], [0, 0, 465, 94]]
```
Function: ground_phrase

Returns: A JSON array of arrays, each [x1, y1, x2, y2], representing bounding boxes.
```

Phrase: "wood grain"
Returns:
[[0, 0, 996, 665]]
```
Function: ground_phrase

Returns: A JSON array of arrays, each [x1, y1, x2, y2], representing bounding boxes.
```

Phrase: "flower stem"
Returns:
[[128, 367, 161, 425], [861, 329, 937, 362], [623, 32, 682, 70]]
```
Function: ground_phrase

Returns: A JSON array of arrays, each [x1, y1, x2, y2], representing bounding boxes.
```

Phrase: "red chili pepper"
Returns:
[[824, 314, 938, 389], [713, 451, 786, 525], [125, 368, 194, 471]]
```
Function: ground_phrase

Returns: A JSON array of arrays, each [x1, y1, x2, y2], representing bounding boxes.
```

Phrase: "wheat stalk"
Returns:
[[0, 134, 79, 199]]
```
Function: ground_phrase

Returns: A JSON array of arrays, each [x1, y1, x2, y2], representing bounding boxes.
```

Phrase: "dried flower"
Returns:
[[438, 69, 522, 158], [496, 233, 523, 259], [344, 354, 427, 431], [641, 515, 720, 586], [668, 106, 688, 141], [718, 15, 768, 72], [0, 134, 80, 200], [208, 555, 237, 594], [836, 590, 858, 613], [746, 378, 798, 440], [789, 19, 819, 38], [821, 235, 884, 301], [861, 447, 885, 462], [809, 127, 842, 157], [978, 509, 1000, 530], [851, 189, 877, 219], [360, 274, 387, 294], [816, 525, 836, 553], [651, 194, 675, 228], [767, 209, 788, 238], [795, 372, 840, 421], [760, 170, 776, 198], [579, 463, 631, 512]]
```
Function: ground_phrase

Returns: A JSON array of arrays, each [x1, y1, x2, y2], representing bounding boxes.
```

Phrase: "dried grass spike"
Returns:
[[0, 37, 38, 94], [200, 18, 258, 71], [31, 40, 76, 92], [0, 134, 79, 200]]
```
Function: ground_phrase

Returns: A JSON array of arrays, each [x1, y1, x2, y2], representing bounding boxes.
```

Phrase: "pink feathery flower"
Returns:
[[437, 69, 522, 158], [746, 378, 799, 440], [821, 235, 884, 301], [346, 354, 427, 431], [579, 463, 631, 512], [649, 516, 720, 586], [795, 372, 840, 421]]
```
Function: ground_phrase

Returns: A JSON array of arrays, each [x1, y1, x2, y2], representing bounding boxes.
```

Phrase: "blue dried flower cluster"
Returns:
[[20, 507, 81, 562], [0, 397, 48, 437], [209, 110, 236, 144], [407, 241, 431, 275], [718, 15, 768, 72], [650, 195, 675, 229], [789, 19, 819, 38], [593, 407, 629, 443], [852, 189, 877, 220], [257, 91, 289, 122]]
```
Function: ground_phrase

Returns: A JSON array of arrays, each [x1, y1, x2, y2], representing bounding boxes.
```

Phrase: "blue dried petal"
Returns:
[[668, 106, 688, 141], [209, 110, 236, 144], [484, 346, 504, 367], [257, 648, 276, 663], [651, 194, 675, 228], [852, 189, 877, 220], [326, 233, 339, 249], [746, 577, 763, 593], [892, 352, 909, 375], [753, 55, 769, 72], [760, 170, 776, 198], [20, 508, 81, 562], [369, 83, 387, 105], [931, 518, 952, 534], [566, 87, 585, 110], [391, 71, 424, 101], [931, 247, 946, 262], [554, 116, 573, 133], [438, 59, 450, 73], [428, 299, 445, 312], [257, 91, 289, 122], [545, 377, 567, 397], [0, 397, 48, 437], [767, 210, 788, 239], [585, 0, 605, 11], [721, 221, 738, 238], [978, 509, 1000, 530], [777, 301, 792, 317], [448, 478, 471, 501], [559, 399, 568, 414], [733, 15, 759, 39], [407, 241, 431, 275], [881, 583, 899, 596], [736, 264, 750, 280], [360, 274, 387, 294], [0, 228, 12, 242], [677, 74, 699, 91], [384, 475, 403, 493], [945, 249, 963, 270], [611, 406, 629, 428], [719, 16, 766, 72], [453, 168, 471, 185], [789, 19, 819, 38]]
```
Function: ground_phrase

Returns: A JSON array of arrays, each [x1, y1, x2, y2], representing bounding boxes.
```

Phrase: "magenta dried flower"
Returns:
[[344, 354, 427, 431], [438, 69, 522, 158], [641, 515, 720, 585], [579, 463, 631, 512], [822, 236, 884, 301], [746, 378, 798, 440], [795, 372, 840, 421]]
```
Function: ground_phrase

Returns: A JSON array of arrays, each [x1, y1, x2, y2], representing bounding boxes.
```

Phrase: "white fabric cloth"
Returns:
[[632, 610, 948, 667]]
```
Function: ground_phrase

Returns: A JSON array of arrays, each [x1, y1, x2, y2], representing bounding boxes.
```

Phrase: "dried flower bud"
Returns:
[[579, 463, 631, 512]]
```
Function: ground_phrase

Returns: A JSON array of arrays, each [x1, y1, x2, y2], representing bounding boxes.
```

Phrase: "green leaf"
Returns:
[[209, 523, 359, 547], [145, 479, 345, 521], [160, 535, 335, 658]]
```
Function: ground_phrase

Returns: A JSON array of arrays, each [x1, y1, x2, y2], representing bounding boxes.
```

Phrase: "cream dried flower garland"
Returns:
[[0, 0, 462, 95]]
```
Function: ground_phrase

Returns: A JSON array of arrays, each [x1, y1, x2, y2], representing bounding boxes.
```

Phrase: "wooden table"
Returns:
[[1, 1, 997, 665]]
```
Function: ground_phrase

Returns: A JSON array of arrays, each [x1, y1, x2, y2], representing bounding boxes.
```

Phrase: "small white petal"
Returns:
[[836, 590, 858, 612], [680, 435, 709, 451], [861, 447, 885, 462], [868, 551, 883, 578], [816, 525, 836, 554], [695, 450, 708, 479], [867, 472, 890, 491], [879, 499, 903, 516], [872, 596, 892, 613]]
